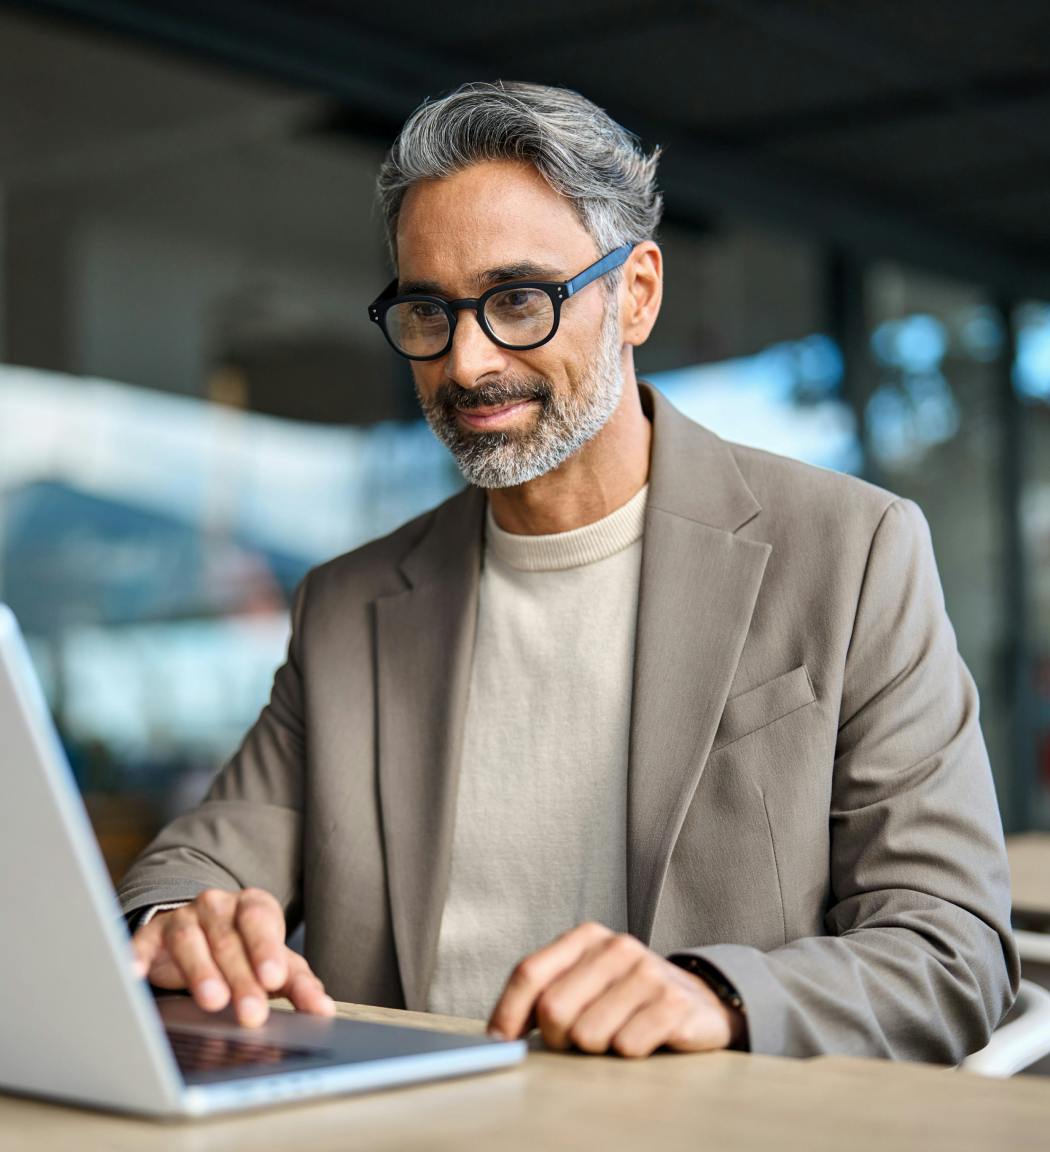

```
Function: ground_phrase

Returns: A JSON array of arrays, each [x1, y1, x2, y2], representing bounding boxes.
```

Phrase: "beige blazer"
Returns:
[[119, 384, 1019, 1061]]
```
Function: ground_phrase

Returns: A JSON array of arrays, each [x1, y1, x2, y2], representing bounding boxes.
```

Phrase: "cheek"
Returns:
[[410, 363, 442, 401], [522, 308, 606, 387], [557, 298, 611, 369], [564, 290, 609, 338]]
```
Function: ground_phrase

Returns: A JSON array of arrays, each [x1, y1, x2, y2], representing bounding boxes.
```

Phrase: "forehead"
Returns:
[[395, 159, 597, 283]]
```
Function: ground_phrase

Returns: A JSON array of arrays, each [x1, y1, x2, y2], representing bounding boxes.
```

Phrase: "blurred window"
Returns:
[[1016, 302, 1050, 824], [650, 333, 859, 473], [0, 364, 461, 844]]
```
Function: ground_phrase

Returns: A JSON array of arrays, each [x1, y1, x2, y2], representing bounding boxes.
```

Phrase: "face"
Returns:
[[395, 160, 625, 489]]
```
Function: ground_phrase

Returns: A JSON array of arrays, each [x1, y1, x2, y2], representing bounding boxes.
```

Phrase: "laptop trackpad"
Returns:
[[157, 996, 342, 1082]]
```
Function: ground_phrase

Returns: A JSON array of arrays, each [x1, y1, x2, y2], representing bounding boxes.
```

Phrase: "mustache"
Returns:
[[433, 377, 552, 413]]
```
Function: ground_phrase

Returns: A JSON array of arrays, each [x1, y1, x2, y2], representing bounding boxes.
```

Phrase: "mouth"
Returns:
[[454, 398, 539, 430]]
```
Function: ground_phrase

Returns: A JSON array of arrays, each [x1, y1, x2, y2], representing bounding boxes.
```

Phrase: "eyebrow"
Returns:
[[397, 261, 565, 298]]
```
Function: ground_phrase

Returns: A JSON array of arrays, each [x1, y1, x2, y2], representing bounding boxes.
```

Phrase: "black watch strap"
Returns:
[[668, 954, 746, 1016]]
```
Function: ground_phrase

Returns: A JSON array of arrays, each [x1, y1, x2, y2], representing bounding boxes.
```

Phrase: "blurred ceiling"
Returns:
[[5, 0, 1050, 298]]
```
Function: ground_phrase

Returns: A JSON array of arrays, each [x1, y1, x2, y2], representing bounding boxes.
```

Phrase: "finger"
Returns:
[[281, 956, 336, 1016], [160, 907, 232, 1012], [566, 956, 667, 1054], [193, 896, 270, 1027], [232, 889, 288, 992], [133, 932, 183, 988], [612, 984, 715, 1058], [534, 934, 647, 1050], [131, 919, 165, 979], [488, 922, 612, 1040]]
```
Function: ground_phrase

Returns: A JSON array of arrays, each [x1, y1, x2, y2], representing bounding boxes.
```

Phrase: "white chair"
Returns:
[[1013, 929, 1050, 967], [960, 978, 1050, 1077]]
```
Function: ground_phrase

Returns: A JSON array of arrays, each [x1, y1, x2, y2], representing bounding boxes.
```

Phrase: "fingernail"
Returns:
[[487, 1026, 506, 1040], [258, 960, 283, 988], [131, 958, 147, 979], [198, 979, 227, 1008], [238, 996, 266, 1026], [320, 995, 336, 1014]]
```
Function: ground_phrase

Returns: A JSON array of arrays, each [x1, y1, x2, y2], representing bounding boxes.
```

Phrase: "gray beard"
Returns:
[[416, 302, 625, 490]]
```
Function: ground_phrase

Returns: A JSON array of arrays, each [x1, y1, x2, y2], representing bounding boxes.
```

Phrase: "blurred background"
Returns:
[[1, 0, 1049, 881]]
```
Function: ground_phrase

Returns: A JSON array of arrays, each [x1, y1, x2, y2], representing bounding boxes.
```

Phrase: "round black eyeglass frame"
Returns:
[[367, 242, 635, 361]]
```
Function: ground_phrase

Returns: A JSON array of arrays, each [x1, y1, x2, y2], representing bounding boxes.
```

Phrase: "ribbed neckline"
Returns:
[[485, 484, 648, 572]]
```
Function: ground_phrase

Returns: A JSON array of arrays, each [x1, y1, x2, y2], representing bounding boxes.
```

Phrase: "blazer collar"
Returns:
[[641, 381, 761, 534], [628, 383, 770, 942], [374, 486, 485, 1010], [396, 485, 486, 590]]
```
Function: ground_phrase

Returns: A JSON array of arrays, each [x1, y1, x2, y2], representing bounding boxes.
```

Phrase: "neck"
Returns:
[[487, 375, 652, 536]]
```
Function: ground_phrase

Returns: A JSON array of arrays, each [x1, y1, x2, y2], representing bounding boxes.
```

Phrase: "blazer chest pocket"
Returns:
[[712, 664, 815, 752]]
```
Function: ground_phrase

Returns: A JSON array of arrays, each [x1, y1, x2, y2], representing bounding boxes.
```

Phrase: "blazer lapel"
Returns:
[[628, 386, 770, 942], [374, 486, 485, 1010]]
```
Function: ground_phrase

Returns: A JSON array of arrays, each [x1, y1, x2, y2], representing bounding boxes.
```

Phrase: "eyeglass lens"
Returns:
[[386, 287, 556, 357]]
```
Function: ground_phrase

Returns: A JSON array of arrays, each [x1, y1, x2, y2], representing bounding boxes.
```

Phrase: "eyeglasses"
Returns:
[[367, 243, 634, 361]]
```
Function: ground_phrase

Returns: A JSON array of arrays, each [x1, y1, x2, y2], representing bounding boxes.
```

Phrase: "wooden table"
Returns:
[[1008, 833, 1050, 926], [1, 1001, 1049, 1152]]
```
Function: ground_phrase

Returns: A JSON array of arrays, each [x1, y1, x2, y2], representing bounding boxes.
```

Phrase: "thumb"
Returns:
[[131, 925, 162, 980]]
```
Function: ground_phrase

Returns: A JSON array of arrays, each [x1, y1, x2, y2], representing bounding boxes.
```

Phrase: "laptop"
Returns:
[[0, 604, 525, 1118]]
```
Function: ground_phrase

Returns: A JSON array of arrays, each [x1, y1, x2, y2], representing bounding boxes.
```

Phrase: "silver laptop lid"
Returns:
[[0, 604, 182, 1114]]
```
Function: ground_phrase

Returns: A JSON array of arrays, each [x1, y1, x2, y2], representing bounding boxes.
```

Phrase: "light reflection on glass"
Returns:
[[866, 314, 960, 469], [1015, 303, 1050, 403], [650, 333, 860, 474]]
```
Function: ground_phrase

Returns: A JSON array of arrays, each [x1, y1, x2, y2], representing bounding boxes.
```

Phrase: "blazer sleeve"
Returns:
[[670, 498, 1021, 1062], [116, 574, 311, 930]]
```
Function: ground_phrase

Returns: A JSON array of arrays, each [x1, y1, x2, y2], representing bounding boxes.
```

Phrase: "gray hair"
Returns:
[[376, 81, 663, 271]]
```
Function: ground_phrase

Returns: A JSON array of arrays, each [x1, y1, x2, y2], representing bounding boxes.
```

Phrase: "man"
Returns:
[[122, 82, 1019, 1061]]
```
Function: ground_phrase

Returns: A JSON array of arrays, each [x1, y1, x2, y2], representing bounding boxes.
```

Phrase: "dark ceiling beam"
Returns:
[[433, 0, 690, 57], [6, 0, 1050, 298], [650, 119, 1050, 298], [2, 0, 469, 117], [702, 0, 926, 86], [696, 70, 1050, 147]]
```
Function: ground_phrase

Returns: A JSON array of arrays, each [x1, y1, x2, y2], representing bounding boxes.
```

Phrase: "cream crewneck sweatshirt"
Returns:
[[427, 485, 648, 1019]]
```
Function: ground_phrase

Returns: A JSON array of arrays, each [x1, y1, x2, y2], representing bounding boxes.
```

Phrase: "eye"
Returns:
[[499, 290, 532, 309], [409, 301, 443, 320], [487, 287, 548, 317]]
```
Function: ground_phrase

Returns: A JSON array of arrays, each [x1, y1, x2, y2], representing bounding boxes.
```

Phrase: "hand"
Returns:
[[487, 922, 745, 1057], [131, 888, 336, 1028]]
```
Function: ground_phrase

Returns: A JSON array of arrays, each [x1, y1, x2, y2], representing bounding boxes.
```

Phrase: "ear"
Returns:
[[620, 242, 663, 348]]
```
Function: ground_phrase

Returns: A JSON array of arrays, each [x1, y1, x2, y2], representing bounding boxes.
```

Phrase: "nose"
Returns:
[[443, 306, 508, 388]]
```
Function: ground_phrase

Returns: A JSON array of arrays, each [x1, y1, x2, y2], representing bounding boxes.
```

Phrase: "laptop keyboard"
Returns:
[[167, 1028, 322, 1075]]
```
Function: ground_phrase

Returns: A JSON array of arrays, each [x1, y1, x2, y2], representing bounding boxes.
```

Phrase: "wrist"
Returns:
[[667, 953, 749, 1051], [718, 998, 747, 1050]]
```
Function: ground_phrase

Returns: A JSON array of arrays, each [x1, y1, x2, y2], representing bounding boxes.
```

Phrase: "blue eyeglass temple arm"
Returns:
[[370, 241, 636, 317], [562, 243, 635, 298]]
